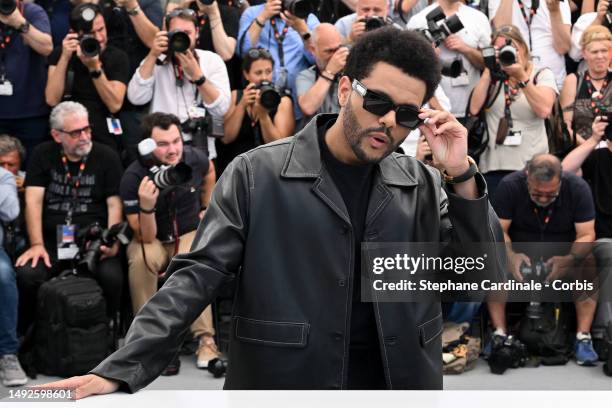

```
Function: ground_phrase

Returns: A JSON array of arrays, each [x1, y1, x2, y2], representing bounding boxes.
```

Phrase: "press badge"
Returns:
[[451, 72, 470, 87], [106, 117, 123, 135], [188, 105, 206, 119], [57, 224, 79, 260], [503, 130, 522, 146], [0, 79, 13, 96]]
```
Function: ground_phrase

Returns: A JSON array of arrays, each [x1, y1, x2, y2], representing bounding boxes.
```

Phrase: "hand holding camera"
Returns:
[[443, 34, 468, 54], [259, 0, 282, 22], [138, 176, 160, 212], [61, 32, 80, 61], [348, 18, 366, 42], [545, 254, 574, 282], [150, 30, 169, 58], [174, 50, 202, 81], [77, 45, 102, 71], [592, 114, 611, 142], [0, 4, 25, 29], [280, 9, 309, 35], [240, 83, 260, 108], [509, 251, 531, 282], [114, 0, 139, 10], [545, 0, 561, 13], [325, 46, 349, 76]]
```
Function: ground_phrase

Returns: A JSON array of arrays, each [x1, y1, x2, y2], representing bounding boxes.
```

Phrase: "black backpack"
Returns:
[[34, 270, 111, 377]]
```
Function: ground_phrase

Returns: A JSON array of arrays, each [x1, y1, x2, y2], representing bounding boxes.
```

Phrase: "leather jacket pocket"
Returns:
[[418, 313, 443, 347], [234, 316, 309, 348]]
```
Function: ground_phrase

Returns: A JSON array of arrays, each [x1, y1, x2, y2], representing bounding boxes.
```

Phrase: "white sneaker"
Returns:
[[0, 354, 28, 387]]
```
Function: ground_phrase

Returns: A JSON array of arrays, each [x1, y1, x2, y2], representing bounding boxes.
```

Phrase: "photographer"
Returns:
[[568, 0, 611, 64], [561, 25, 611, 144], [335, 0, 390, 42], [218, 47, 294, 175], [469, 26, 557, 199], [0, 0, 53, 157], [488, 154, 600, 366], [45, 4, 130, 154], [120, 112, 219, 373], [489, 0, 572, 89], [406, 0, 491, 121], [296, 23, 345, 123], [14, 101, 124, 336]]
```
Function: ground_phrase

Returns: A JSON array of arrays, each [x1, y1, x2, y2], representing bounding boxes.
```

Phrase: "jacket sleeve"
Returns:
[[90, 156, 251, 392], [0, 169, 19, 223]]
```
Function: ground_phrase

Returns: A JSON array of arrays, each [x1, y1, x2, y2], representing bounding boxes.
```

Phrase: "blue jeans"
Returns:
[[0, 248, 19, 355]]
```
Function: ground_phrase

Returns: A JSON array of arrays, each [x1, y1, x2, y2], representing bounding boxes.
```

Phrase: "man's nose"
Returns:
[[379, 109, 396, 129]]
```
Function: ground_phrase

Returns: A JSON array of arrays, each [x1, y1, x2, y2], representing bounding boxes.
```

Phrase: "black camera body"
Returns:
[[441, 58, 464, 78], [498, 38, 518, 66], [77, 222, 131, 275], [482, 46, 506, 81], [362, 15, 388, 32], [520, 258, 550, 319], [488, 334, 529, 375], [167, 30, 191, 55], [181, 115, 225, 151], [421, 6, 463, 48], [602, 108, 612, 142], [282, 0, 319, 19], [137, 138, 195, 190], [256, 80, 282, 111], [0, 0, 16, 16], [70, 4, 101, 58]]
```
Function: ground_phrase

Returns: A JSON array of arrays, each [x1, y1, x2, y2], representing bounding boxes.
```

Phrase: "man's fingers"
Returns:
[[31, 377, 81, 391], [43, 253, 52, 268], [74, 377, 105, 400]]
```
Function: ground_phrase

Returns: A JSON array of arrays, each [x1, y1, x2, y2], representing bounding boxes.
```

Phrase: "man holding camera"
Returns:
[[488, 154, 600, 366], [45, 4, 130, 154], [406, 0, 490, 122], [296, 23, 346, 125], [0, 0, 53, 157], [334, 0, 390, 42], [14, 101, 124, 337], [119, 112, 219, 373]]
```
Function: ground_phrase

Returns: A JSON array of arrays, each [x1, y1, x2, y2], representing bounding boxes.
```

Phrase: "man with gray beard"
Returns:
[[15, 101, 124, 333]]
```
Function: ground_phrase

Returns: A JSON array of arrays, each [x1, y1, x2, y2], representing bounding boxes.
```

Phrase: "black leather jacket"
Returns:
[[91, 114, 503, 390]]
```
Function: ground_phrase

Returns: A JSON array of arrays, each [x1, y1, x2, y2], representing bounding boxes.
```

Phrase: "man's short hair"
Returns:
[[140, 112, 183, 140], [0, 135, 26, 163], [165, 7, 198, 29], [527, 154, 563, 183], [49, 101, 89, 131], [344, 27, 441, 103]]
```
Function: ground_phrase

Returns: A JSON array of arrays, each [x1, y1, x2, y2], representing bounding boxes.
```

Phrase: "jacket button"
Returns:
[[338, 279, 345, 287]]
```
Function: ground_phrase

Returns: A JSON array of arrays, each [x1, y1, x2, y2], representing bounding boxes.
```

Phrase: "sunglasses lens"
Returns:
[[363, 93, 393, 116], [396, 106, 421, 128]]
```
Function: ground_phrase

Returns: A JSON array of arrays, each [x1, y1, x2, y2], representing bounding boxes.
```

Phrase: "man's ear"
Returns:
[[50, 129, 62, 144], [337, 75, 352, 107]]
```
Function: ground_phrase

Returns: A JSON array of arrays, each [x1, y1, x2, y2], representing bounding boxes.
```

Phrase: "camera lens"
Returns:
[[443, 14, 464, 35], [0, 0, 16, 16], [284, 0, 313, 19], [498, 46, 517, 66], [167, 30, 191, 54], [441, 59, 463, 78], [258, 81, 282, 111], [80, 35, 100, 58], [364, 16, 385, 32]]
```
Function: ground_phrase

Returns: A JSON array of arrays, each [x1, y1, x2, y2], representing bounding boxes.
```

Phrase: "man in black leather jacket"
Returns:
[[40, 27, 503, 396]]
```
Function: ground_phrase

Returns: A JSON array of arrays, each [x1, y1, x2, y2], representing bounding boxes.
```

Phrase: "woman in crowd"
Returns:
[[216, 47, 295, 176], [469, 25, 557, 199], [560, 25, 611, 145]]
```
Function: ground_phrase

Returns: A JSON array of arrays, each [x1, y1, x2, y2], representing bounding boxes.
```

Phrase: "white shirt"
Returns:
[[569, 12, 597, 62], [128, 49, 231, 159], [406, 4, 491, 118], [488, 0, 571, 89]]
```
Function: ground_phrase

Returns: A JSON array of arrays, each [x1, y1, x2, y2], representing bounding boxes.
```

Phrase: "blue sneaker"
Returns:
[[575, 336, 599, 366]]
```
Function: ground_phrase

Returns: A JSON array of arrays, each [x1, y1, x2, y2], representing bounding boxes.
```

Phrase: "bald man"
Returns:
[[335, 0, 390, 42], [296, 24, 346, 124]]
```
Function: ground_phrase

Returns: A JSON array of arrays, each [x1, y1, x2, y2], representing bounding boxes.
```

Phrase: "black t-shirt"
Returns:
[[25, 142, 123, 250], [317, 118, 385, 389], [120, 146, 209, 241], [582, 148, 612, 239], [48, 45, 130, 151]]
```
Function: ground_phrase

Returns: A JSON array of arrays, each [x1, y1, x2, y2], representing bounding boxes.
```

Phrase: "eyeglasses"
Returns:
[[351, 79, 422, 129], [528, 182, 561, 201], [166, 8, 196, 19], [57, 125, 92, 139], [247, 48, 273, 59]]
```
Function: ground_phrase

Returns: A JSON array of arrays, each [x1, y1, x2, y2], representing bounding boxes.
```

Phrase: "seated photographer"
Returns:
[[127, 6, 231, 200], [335, 0, 392, 43], [560, 25, 611, 145], [469, 25, 557, 200], [0, 166, 27, 387], [14, 101, 124, 335], [296, 23, 345, 127], [217, 47, 294, 175], [45, 4, 130, 154], [488, 154, 600, 366], [120, 112, 219, 373], [406, 0, 491, 123], [0, 135, 27, 261], [0, 0, 53, 158]]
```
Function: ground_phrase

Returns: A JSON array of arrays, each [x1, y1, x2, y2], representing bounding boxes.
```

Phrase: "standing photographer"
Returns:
[[335, 0, 390, 42], [218, 47, 294, 175], [120, 112, 219, 373], [45, 4, 130, 154], [14, 101, 124, 335]]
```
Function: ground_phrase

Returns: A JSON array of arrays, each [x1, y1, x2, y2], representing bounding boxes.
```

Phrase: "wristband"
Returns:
[[89, 69, 102, 79], [192, 75, 207, 86], [255, 18, 265, 28], [127, 6, 141, 16], [320, 73, 334, 82], [441, 156, 479, 185], [139, 206, 156, 214], [518, 78, 530, 88]]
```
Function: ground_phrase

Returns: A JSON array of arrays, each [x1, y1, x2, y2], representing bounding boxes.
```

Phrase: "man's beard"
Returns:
[[342, 95, 398, 164], [72, 141, 92, 158]]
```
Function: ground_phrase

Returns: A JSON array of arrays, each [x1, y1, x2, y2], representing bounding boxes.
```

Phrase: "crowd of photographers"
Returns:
[[0, 0, 610, 387]]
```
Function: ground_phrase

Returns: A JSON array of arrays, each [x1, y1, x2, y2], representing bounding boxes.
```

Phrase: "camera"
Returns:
[[488, 334, 529, 374], [520, 258, 549, 319], [69, 4, 101, 58], [601, 108, 612, 142], [482, 46, 506, 81], [282, 0, 319, 19], [207, 357, 228, 378], [138, 138, 194, 190], [256, 80, 282, 111], [0, 0, 16, 16], [498, 38, 518, 66], [197, 0, 215, 5], [362, 15, 388, 32], [420, 6, 464, 48], [167, 30, 191, 55], [441, 58, 464, 78], [76, 222, 131, 275], [181, 115, 224, 150]]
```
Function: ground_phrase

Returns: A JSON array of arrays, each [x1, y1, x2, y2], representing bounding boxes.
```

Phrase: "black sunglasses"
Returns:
[[247, 48, 273, 59], [351, 79, 422, 129]]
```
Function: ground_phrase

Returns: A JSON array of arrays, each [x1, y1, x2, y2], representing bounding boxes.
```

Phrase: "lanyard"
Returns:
[[270, 17, 289, 68], [516, 0, 538, 52], [197, 13, 209, 30], [502, 79, 519, 128], [533, 205, 554, 241], [0, 26, 15, 80], [584, 72, 609, 116], [61, 154, 88, 225]]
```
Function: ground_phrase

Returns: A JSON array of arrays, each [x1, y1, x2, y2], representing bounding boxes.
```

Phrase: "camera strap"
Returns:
[[63, 56, 77, 100], [61, 153, 88, 226], [502, 78, 518, 128], [270, 17, 288, 68], [533, 205, 554, 241], [515, 0, 538, 52]]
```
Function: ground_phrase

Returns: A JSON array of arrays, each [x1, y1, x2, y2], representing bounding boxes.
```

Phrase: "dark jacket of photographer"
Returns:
[[91, 114, 504, 390]]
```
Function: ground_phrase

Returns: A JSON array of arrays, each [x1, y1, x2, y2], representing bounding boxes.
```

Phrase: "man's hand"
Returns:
[[508, 251, 530, 282], [545, 254, 574, 282], [592, 116, 609, 141], [325, 46, 349, 76], [501, 62, 529, 82], [150, 31, 169, 58], [196, 0, 221, 16], [418, 109, 469, 176], [0, 8, 26, 29], [61, 33, 80, 61], [348, 19, 366, 42], [138, 176, 159, 211], [99, 241, 120, 261], [174, 50, 203, 81], [77, 49, 102, 72], [259, 0, 282, 22], [239, 83, 259, 108], [115, 0, 139, 10], [15, 244, 51, 269], [595, 0, 610, 24], [444, 34, 468, 54], [280, 10, 309, 34], [545, 0, 561, 13], [415, 135, 432, 162], [32, 374, 119, 400], [251, 94, 269, 121], [15, 174, 25, 193]]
